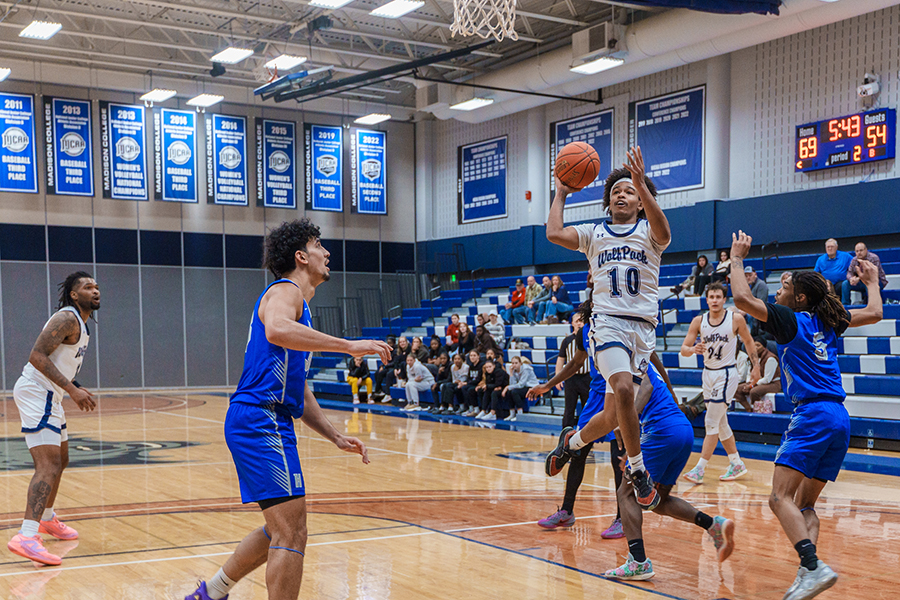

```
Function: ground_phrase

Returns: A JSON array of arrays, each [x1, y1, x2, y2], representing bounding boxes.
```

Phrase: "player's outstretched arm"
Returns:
[[729, 231, 768, 321], [29, 311, 96, 411], [545, 176, 580, 251], [301, 384, 370, 464], [734, 313, 761, 381], [679, 316, 704, 358], [849, 260, 884, 327], [526, 348, 589, 399], [625, 146, 670, 247]]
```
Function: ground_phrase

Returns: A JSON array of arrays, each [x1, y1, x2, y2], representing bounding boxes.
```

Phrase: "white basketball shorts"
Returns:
[[14, 376, 68, 448]]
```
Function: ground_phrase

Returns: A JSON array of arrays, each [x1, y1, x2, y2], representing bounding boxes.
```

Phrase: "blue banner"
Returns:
[[256, 118, 296, 209], [44, 97, 93, 197], [304, 123, 342, 212], [0, 93, 38, 194], [100, 102, 148, 200], [206, 114, 248, 205], [458, 136, 507, 224], [154, 109, 197, 202], [628, 86, 704, 193], [550, 109, 613, 207], [351, 128, 386, 215]]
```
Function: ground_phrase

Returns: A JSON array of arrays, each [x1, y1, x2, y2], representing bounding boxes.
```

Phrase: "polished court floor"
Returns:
[[1, 391, 898, 599]]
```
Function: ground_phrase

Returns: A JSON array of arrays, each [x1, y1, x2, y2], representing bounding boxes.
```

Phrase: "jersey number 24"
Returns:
[[607, 266, 641, 298]]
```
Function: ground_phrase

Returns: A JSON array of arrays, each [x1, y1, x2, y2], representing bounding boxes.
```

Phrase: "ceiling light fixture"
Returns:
[[211, 47, 254, 64], [310, 0, 355, 8], [265, 55, 308, 71], [370, 0, 425, 18], [19, 20, 62, 40], [0, 68, 10, 82], [187, 93, 224, 108], [450, 97, 493, 111], [354, 113, 391, 125], [140, 89, 177, 103], [570, 56, 624, 75]]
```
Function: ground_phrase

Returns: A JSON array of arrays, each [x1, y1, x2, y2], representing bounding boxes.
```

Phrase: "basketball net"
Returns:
[[450, 0, 518, 42], [253, 60, 279, 83]]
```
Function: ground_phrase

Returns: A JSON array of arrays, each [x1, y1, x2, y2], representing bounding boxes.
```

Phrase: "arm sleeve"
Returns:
[[573, 223, 595, 254], [760, 303, 798, 345]]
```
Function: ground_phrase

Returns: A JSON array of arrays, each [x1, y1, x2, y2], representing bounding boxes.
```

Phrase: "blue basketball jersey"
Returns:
[[639, 363, 686, 431], [778, 312, 845, 404], [231, 279, 313, 418], [582, 325, 607, 398]]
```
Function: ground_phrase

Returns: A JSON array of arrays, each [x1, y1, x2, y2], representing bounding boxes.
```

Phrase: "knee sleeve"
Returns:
[[718, 418, 733, 441], [704, 402, 728, 436]]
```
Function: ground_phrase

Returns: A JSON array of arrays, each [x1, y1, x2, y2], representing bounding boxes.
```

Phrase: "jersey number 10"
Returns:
[[608, 266, 641, 298]]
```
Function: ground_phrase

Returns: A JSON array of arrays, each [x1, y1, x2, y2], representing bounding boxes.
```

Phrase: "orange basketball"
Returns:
[[555, 141, 600, 191]]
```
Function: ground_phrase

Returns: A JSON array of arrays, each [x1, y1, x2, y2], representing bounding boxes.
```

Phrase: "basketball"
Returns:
[[555, 142, 600, 191]]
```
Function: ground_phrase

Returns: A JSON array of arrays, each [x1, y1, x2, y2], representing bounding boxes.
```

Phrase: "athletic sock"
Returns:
[[41, 508, 54, 521], [207, 568, 237, 600], [629, 452, 645, 473], [694, 511, 714, 530], [696, 457, 709, 470], [568, 430, 587, 451], [20, 519, 39, 538], [794, 539, 818, 571], [628, 539, 647, 563], [727, 452, 742, 465]]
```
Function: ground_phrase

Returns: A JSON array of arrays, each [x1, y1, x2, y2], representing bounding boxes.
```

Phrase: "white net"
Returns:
[[450, 0, 518, 42], [253, 60, 279, 83]]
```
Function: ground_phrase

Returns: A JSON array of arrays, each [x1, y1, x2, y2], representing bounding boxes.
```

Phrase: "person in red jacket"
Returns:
[[501, 279, 526, 323]]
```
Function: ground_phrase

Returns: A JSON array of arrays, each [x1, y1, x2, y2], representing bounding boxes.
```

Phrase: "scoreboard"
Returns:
[[795, 108, 896, 172]]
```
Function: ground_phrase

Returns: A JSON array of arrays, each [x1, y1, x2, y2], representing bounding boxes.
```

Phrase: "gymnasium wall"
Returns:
[[0, 80, 416, 392], [418, 6, 900, 251]]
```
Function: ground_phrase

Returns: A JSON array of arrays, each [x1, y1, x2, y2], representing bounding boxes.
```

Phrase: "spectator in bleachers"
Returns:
[[500, 279, 527, 323], [842, 242, 888, 305], [485, 347, 504, 369], [741, 266, 769, 335], [446, 314, 461, 347], [485, 312, 506, 348], [529, 276, 553, 324], [513, 276, 541, 324], [428, 353, 452, 413], [439, 353, 469, 415], [476, 359, 510, 421], [712, 250, 731, 284], [347, 356, 374, 405], [556, 311, 591, 428], [381, 336, 412, 401], [453, 322, 475, 356], [541, 276, 573, 324], [474, 325, 501, 356], [372, 335, 399, 401], [502, 356, 538, 421], [427, 335, 443, 364], [401, 354, 434, 412], [734, 337, 781, 412], [410, 336, 429, 363], [671, 255, 713, 296], [814, 238, 853, 289], [462, 350, 485, 416]]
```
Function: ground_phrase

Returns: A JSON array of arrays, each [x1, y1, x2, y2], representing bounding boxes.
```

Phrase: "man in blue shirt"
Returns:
[[813, 238, 852, 289]]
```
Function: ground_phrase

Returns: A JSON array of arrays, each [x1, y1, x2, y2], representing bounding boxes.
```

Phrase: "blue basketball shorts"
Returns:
[[640, 421, 694, 486], [577, 389, 615, 444], [775, 400, 849, 482], [225, 401, 306, 504]]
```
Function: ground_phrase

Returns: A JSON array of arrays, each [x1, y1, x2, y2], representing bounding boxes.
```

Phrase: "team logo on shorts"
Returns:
[[219, 146, 242, 169], [361, 158, 381, 180], [60, 132, 86, 157], [2, 127, 29, 152], [316, 154, 337, 176], [115, 136, 141, 161]]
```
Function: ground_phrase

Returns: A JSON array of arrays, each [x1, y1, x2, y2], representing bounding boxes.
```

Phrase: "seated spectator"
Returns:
[[512, 276, 541, 324], [842, 242, 888, 305], [410, 336, 429, 363], [452, 322, 475, 356], [426, 335, 444, 364], [741, 266, 769, 335], [484, 347, 504, 369], [475, 313, 486, 328], [372, 335, 398, 400], [671, 255, 713, 296], [382, 336, 412, 402], [476, 359, 510, 421], [347, 356, 374, 405], [462, 350, 485, 416], [440, 353, 469, 415], [541, 276, 573, 323], [502, 356, 538, 421], [734, 337, 781, 412], [401, 354, 434, 411], [485, 312, 506, 348], [500, 279, 526, 323], [711, 249, 731, 284], [529, 276, 552, 324], [474, 325, 501, 356], [428, 353, 452, 413], [814, 238, 853, 288], [446, 314, 461, 347]]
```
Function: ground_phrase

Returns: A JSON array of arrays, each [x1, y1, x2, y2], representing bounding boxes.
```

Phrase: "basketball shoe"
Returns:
[[545, 427, 580, 477], [7, 533, 61, 566], [601, 553, 654, 581], [39, 515, 79, 540], [706, 516, 735, 562], [783, 561, 837, 600], [683, 465, 705, 484], [538, 508, 575, 529], [720, 462, 748, 481]]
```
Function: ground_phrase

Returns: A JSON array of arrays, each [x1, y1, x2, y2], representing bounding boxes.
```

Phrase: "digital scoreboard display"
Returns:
[[795, 108, 896, 172]]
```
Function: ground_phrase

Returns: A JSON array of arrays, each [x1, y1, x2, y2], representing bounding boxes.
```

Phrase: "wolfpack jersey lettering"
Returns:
[[573, 219, 668, 325], [700, 311, 737, 370], [231, 279, 313, 418], [21, 306, 89, 395]]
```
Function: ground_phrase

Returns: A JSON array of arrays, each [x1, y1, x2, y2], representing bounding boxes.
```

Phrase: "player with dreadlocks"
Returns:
[[730, 230, 883, 600], [7, 272, 99, 565]]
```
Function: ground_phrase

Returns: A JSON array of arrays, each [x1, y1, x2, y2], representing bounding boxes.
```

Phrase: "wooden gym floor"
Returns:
[[0, 391, 898, 599]]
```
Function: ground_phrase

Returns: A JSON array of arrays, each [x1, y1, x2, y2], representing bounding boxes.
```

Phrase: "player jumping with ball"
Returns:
[[545, 146, 670, 510]]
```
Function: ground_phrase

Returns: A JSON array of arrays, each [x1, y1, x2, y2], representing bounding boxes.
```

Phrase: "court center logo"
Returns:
[[219, 145, 242, 169], [168, 140, 192, 165], [60, 132, 86, 157], [316, 154, 337, 177], [361, 158, 381, 180], [115, 136, 141, 162], [269, 150, 291, 173], [0, 436, 203, 470], [2, 127, 29, 152]]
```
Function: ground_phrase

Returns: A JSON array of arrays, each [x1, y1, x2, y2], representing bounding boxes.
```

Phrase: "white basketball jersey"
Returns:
[[22, 307, 90, 395], [574, 219, 667, 326], [700, 310, 737, 370]]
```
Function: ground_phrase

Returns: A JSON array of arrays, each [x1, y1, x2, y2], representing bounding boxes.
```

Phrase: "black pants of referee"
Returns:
[[563, 373, 591, 429]]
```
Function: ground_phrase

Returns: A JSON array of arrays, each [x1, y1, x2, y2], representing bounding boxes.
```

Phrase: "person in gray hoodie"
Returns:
[[501, 356, 539, 421]]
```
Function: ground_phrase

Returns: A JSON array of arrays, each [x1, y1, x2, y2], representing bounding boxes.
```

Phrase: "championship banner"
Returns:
[[0, 92, 38, 194], [256, 118, 296, 209], [154, 108, 197, 203], [44, 97, 94, 197], [100, 102, 148, 200], [550, 109, 613, 207], [206, 114, 248, 205], [458, 136, 507, 224], [304, 123, 342, 212], [350, 128, 386, 215], [628, 86, 705, 193]]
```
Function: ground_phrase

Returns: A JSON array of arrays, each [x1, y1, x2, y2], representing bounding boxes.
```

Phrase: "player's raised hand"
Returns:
[[348, 339, 392, 363], [555, 175, 577, 197], [527, 383, 550, 400], [857, 259, 879, 286], [623, 146, 646, 181], [335, 434, 370, 464], [731, 230, 753, 260]]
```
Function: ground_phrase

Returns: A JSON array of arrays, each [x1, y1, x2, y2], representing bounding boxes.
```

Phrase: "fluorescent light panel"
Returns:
[[19, 20, 62, 40], [310, 0, 355, 8], [211, 47, 253, 64], [370, 0, 424, 18], [450, 97, 493, 111], [0, 68, 10, 82], [140, 89, 177, 103], [265, 54, 307, 70], [570, 56, 624, 75], [186, 93, 224, 107], [355, 113, 391, 125]]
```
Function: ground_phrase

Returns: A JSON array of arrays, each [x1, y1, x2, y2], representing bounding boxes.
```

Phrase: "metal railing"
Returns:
[[339, 296, 363, 338], [469, 267, 485, 302], [387, 304, 403, 336], [657, 291, 681, 351], [428, 285, 442, 325], [761, 240, 780, 278]]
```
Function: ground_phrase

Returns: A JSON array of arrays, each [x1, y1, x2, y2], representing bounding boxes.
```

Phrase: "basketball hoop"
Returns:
[[450, 0, 518, 42], [253, 61, 279, 84]]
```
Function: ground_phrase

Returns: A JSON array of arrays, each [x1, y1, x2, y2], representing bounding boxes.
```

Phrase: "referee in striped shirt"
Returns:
[[556, 311, 591, 428]]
